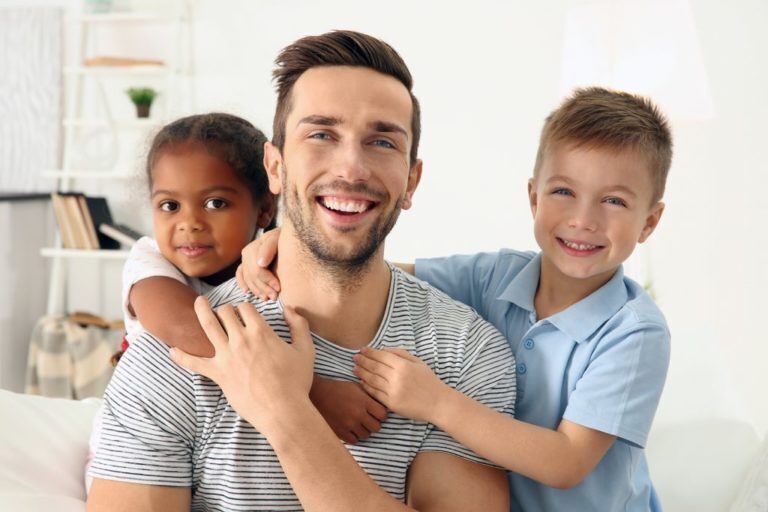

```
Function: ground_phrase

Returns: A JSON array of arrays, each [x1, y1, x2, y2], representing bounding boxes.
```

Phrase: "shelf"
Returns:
[[41, 248, 130, 259], [63, 118, 161, 130], [68, 12, 181, 23], [41, 170, 135, 180], [64, 65, 171, 76]]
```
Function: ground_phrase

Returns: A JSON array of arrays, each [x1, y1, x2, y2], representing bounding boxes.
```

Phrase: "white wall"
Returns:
[[19, 1, 767, 432]]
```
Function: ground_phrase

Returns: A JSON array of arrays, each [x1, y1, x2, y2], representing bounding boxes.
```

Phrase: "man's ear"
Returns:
[[639, 201, 665, 243], [401, 159, 423, 210], [256, 193, 277, 229], [264, 141, 283, 195], [528, 178, 538, 217]]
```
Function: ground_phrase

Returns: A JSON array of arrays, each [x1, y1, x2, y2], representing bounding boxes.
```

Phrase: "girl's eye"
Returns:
[[159, 201, 179, 212], [205, 198, 227, 210], [552, 188, 573, 197], [604, 197, 627, 207]]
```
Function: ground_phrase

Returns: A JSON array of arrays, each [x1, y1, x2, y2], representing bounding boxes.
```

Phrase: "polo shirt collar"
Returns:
[[497, 254, 629, 343]]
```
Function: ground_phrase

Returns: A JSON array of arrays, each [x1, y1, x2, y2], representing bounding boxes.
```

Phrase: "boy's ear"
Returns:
[[263, 141, 283, 195], [401, 159, 423, 210], [638, 201, 665, 243], [528, 178, 538, 217]]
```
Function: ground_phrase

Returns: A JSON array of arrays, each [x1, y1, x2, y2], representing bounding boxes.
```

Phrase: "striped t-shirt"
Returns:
[[90, 266, 516, 511]]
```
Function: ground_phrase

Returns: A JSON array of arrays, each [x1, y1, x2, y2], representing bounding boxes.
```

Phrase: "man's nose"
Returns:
[[333, 142, 371, 182]]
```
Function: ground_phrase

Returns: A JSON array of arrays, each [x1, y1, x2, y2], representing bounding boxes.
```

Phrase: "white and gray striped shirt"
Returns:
[[90, 266, 516, 511]]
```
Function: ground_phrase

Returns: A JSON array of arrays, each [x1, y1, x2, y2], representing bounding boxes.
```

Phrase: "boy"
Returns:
[[243, 86, 672, 511]]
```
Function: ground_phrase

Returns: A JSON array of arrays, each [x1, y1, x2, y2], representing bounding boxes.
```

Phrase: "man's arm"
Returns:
[[406, 452, 508, 511], [87, 479, 190, 512]]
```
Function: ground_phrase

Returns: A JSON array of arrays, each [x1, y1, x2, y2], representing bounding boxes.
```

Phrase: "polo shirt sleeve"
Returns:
[[563, 322, 670, 448], [88, 333, 197, 487], [414, 252, 499, 316], [419, 316, 517, 466]]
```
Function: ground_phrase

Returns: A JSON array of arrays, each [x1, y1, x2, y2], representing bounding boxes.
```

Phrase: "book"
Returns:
[[83, 197, 120, 249], [98, 223, 143, 248], [50, 193, 76, 249]]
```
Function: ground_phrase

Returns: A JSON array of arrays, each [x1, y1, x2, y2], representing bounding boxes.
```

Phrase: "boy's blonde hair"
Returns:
[[533, 87, 673, 203]]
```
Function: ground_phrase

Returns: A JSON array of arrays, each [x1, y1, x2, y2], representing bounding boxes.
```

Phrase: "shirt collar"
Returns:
[[497, 254, 628, 343]]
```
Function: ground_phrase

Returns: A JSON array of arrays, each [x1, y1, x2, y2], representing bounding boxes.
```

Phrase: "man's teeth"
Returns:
[[321, 197, 371, 213], [562, 239, 598, 251]]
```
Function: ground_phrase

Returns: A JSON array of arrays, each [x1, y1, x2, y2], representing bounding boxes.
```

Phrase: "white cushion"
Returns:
[[647, 418, 762, 512], [730, 433, 768, 512], [0, 390, 101, 504]]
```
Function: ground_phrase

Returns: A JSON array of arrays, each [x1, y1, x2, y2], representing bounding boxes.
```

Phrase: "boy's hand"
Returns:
[[353, 347, 450, 423], [310, 376, 388, 444], [170, 297, 315, 433], [236, 228, 282, 300]]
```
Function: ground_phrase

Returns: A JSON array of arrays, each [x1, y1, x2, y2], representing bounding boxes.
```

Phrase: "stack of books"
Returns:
[[50, 193, 143, 249]]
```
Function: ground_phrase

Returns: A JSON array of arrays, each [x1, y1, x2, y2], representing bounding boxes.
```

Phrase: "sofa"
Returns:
[[0, 389, 766, 511]]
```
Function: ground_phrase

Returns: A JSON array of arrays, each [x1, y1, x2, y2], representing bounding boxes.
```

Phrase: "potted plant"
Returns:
[[126, 87, 158, 118]]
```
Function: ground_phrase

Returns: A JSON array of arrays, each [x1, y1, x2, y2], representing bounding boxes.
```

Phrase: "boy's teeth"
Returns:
[[321, 197, 370, 213], [563, 239, 597, 251]]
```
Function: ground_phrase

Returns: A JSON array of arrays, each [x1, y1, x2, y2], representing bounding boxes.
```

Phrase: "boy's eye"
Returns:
[[604, 197, 627, 207], [205, 198, 227, 210], [552, 188, 573, 197], [159, 201, 179, 212]]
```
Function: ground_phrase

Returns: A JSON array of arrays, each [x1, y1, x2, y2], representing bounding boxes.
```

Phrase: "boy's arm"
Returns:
[[130, 277, 214, 357]]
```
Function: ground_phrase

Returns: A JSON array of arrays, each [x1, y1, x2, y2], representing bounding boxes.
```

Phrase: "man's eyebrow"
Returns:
[[370, 121, 408, 137], [296, 115, 342, 127]]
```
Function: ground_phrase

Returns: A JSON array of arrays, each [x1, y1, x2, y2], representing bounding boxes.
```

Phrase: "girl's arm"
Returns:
[[129, 277, 214, 357], [354, 348, 615, 489]]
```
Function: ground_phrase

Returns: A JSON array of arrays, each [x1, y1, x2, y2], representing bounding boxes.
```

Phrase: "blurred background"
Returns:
[[0, 0, 766, 506]]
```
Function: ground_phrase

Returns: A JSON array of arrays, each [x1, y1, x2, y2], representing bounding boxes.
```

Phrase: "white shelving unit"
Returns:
[[43, 1, 194, 316]]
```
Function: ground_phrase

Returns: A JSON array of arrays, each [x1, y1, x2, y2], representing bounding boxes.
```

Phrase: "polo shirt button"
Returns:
[[517, 363, 527, 375], [524, 339, 535, 350]]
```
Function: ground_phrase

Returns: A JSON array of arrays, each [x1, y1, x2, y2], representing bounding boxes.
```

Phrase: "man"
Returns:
[[87, 30, 516, 511]]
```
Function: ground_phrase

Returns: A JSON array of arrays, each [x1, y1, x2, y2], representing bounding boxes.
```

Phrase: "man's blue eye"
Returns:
[[205, 198, 227, 210], [373, 139, 395, 149], [310, 132, 331, 140], [160, 201, 179, 212]]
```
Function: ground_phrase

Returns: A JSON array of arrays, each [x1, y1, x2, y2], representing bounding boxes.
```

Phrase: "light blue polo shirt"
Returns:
[[415, 249, 670, 512]]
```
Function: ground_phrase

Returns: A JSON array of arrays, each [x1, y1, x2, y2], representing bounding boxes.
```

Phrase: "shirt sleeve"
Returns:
[[414, 252, 500, 317], [563, 322, 671, 448], [122, 237, 188, 337], [88, 333, 197, 487], [419, 316, 517, 467]]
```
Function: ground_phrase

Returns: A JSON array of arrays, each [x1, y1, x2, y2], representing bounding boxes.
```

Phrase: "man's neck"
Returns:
[[273, 229, 392, 350]]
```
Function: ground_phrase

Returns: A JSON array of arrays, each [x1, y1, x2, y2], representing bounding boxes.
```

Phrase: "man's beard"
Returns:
[[281, 166, 402, 284]]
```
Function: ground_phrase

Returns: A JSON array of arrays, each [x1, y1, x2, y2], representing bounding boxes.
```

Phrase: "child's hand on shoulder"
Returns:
[[236, 228, 282, 300], [354, 348, 449, 423]]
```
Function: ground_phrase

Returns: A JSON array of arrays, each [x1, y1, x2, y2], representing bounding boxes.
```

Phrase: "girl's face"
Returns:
[[150, 147, 269, 282]]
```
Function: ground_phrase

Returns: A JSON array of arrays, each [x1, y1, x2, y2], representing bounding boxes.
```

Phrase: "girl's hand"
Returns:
[[353, 347, 450, 423], [170, 296, 315, 432], [236, 228, 282, 300], [310, 376, 388, 444]]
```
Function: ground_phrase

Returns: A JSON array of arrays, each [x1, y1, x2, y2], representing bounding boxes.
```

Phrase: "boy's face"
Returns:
[[529, 143, 664, 287]]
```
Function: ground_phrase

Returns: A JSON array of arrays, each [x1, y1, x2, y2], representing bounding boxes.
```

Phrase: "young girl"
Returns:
[[87, 113, 276, 490], [119, 113, 275, 358]]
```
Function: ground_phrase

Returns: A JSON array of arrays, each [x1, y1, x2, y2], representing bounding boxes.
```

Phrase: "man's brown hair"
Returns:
[[272, 30, 421, 166], [533, 87, 673, 203]]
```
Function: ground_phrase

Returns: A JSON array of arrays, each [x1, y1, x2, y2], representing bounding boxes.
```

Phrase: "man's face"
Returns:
[[266, 66, 421, 270]]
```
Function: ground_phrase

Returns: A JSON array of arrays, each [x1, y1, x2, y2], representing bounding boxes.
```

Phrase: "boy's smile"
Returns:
[[530, 143, 664, 295]]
